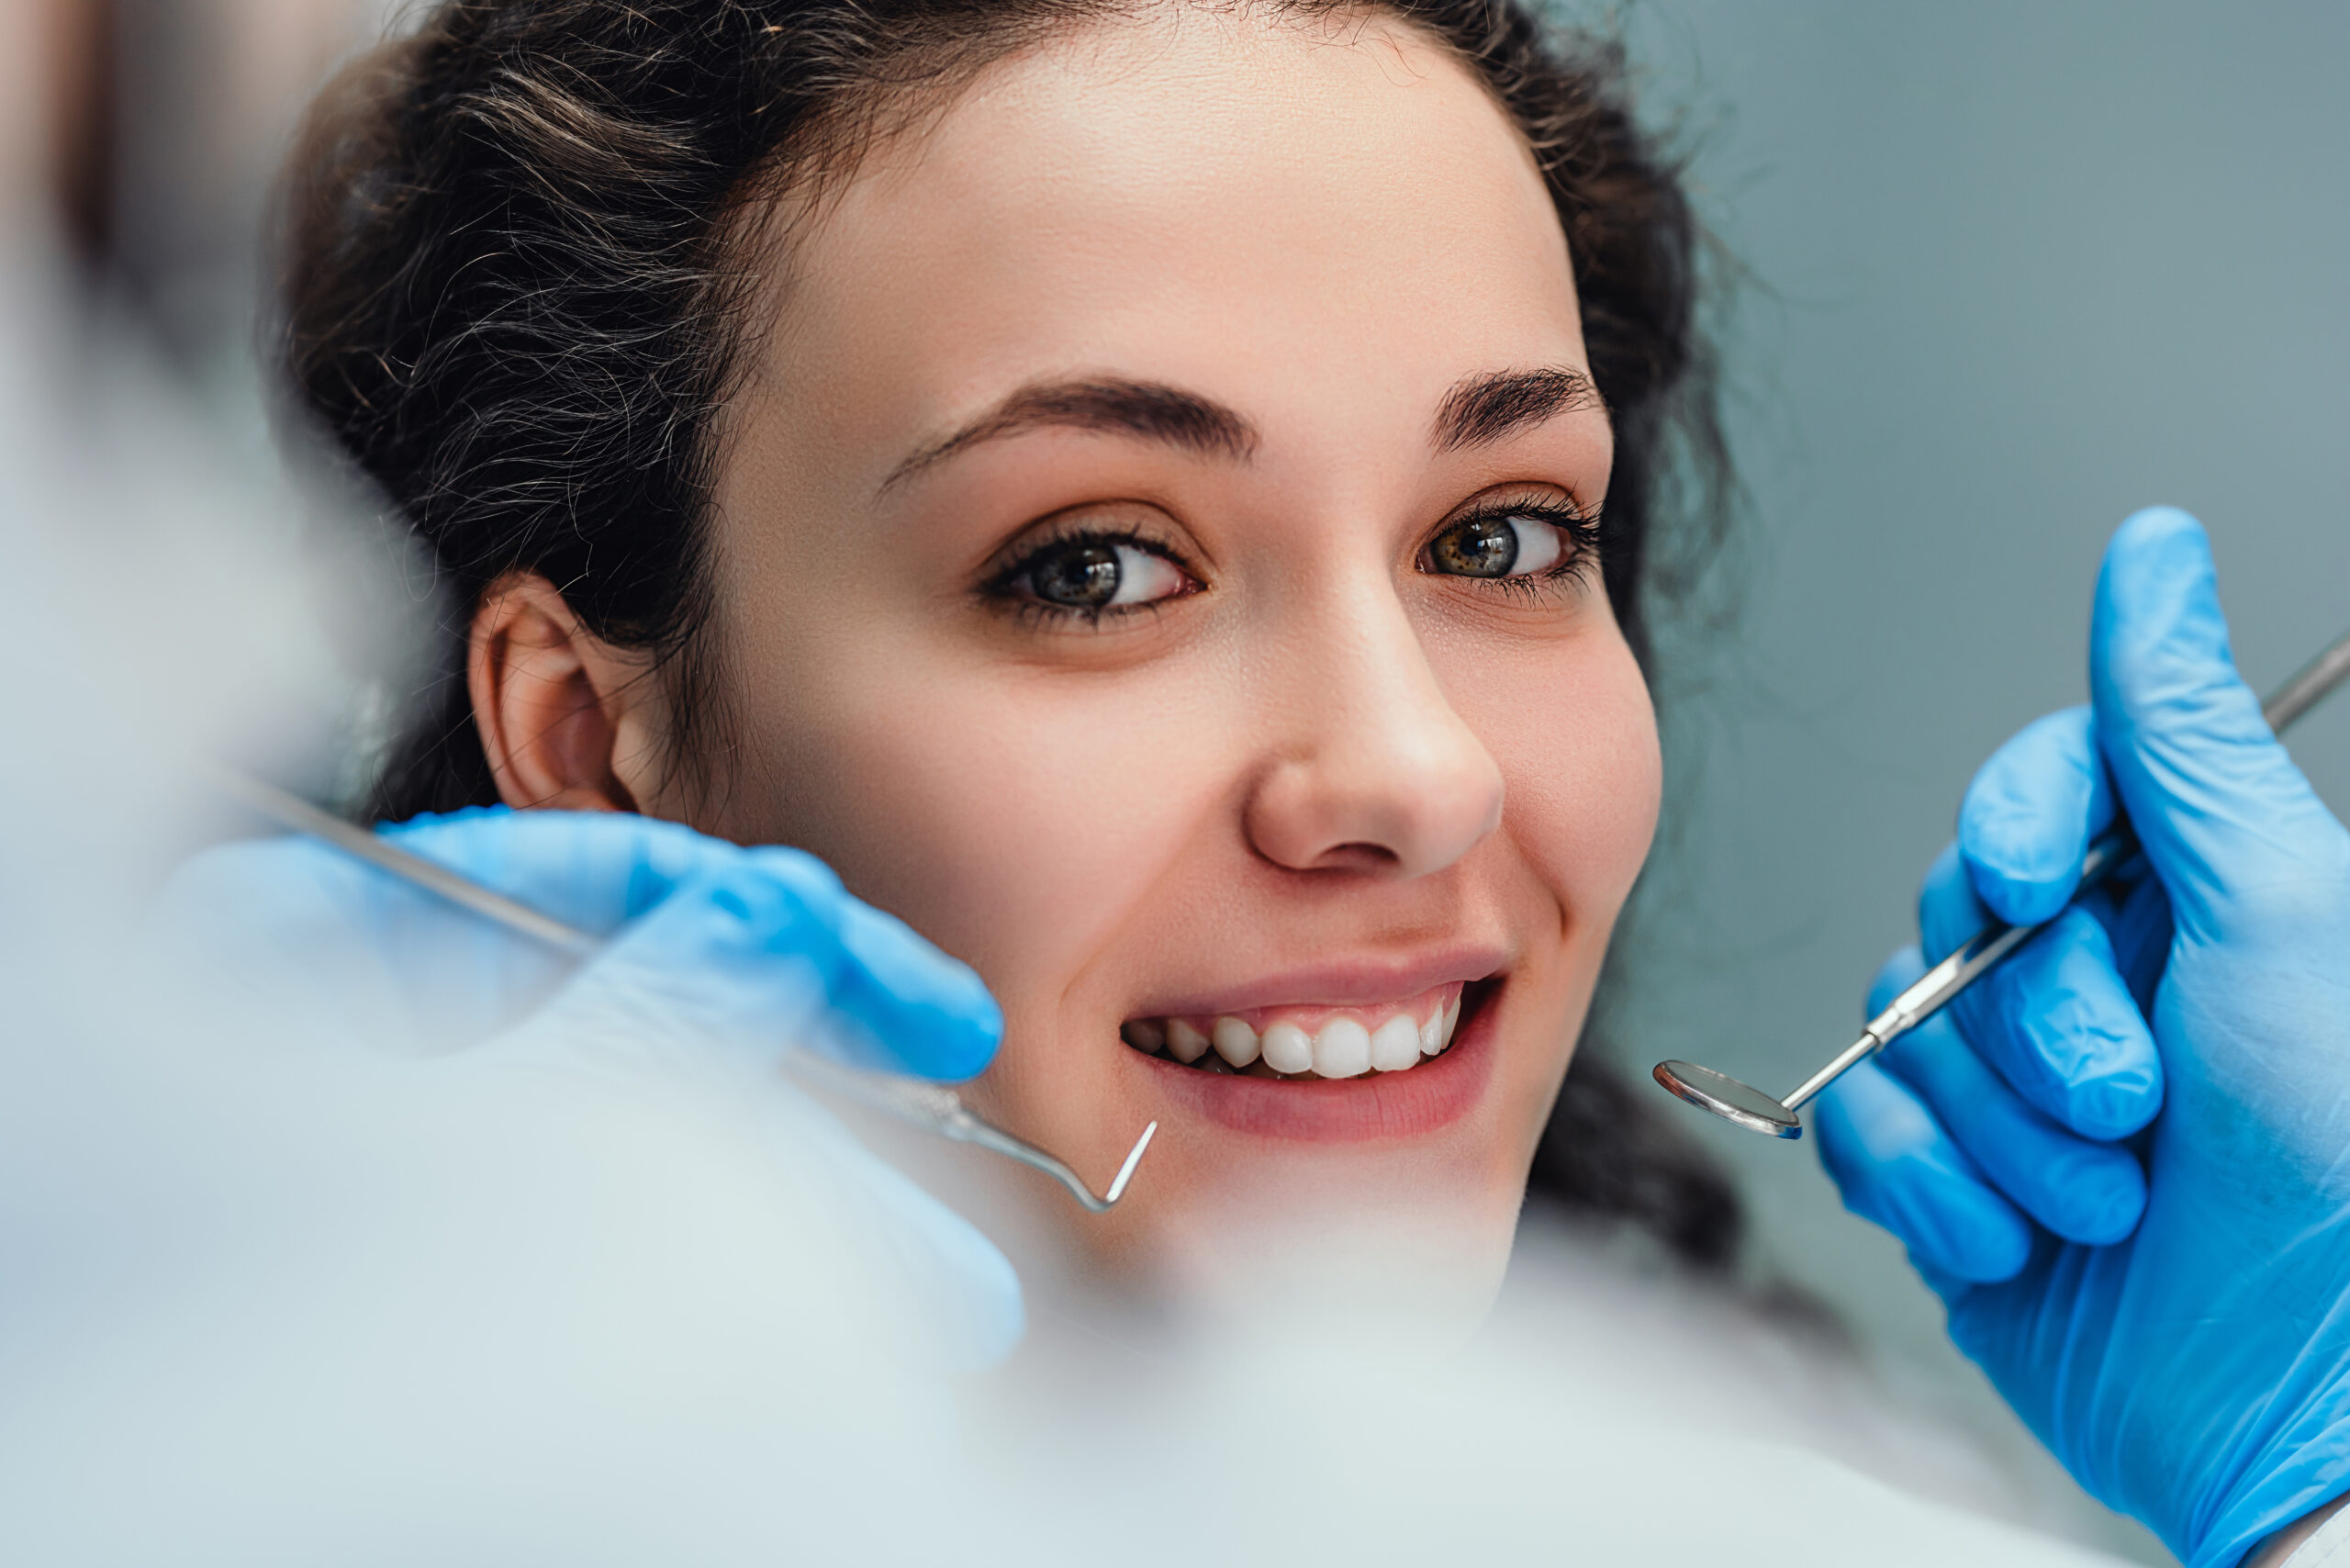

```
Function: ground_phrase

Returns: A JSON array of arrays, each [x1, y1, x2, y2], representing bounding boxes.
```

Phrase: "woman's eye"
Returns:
[[1424, 513, 1566, 578], [1016, 539, 1190, 611]]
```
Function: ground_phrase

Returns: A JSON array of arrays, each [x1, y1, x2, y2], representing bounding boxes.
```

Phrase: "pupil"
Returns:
[[1032, 543, 1121, 607], [1434, 517, 1518, 577]]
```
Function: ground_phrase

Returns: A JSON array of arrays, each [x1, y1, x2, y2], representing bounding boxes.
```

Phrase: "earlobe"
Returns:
[[467, 574, 646, 813]]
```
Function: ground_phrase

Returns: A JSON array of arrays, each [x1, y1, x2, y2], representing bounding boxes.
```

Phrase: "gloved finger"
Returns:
[[1919, 837, 1993, 959], [1919, 850, 2162, 1138], [519, 846, 1001, 1082], [385, 812, 1000, 1081], [2086, 857, 2174, 1011], [1873, 947, 2146, 1244], [1814, 1057, 2035, 1285], [2088, 508, 2350, 936], [379, 807, 747, 935], [807, 857, 1004, 1081], [1957, 706, 2117, 927]]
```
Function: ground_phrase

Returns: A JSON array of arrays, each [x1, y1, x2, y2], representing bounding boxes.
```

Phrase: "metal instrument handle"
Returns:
[[1780, 627, 2350, 1112]]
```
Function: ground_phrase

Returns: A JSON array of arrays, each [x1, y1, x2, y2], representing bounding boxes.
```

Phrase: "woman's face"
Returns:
[[687, 10, 1659, 1294]]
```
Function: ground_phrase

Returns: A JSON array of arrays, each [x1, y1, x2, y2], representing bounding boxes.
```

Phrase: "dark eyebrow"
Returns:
[[880, 376, 1259, 493], [1432, 366, 1605, 452]]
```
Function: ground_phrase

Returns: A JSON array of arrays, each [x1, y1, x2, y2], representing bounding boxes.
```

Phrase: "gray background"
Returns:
[[1594, 3, 2350, 1559]]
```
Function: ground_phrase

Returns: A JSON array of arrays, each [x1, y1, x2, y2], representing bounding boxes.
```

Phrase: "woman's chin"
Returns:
[[1128, 1177, 1526, 1330]]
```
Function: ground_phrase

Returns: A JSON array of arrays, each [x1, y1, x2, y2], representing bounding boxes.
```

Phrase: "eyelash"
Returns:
[[979, 494, 1606, 626], [979, 520, 1198, 627], [1431, 496, 1606, 600]]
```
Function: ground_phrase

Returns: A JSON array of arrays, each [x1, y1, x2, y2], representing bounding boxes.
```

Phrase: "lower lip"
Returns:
[[1136, 986, 1499, 1143]]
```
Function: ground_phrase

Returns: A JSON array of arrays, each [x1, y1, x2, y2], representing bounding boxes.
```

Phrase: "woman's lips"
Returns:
[[1131, 949, 1506, 1020], [1132, 980, 1500, 1142]]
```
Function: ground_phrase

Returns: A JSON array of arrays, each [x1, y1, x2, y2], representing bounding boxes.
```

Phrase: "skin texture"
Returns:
[[472, 8, 1660, 1300]]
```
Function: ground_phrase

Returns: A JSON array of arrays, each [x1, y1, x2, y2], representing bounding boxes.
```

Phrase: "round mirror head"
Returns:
[[1652, 1060, 1803, 1139]]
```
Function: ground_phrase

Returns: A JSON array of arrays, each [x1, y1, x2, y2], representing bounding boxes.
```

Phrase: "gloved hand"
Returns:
[[1815, 509, 2350, 1568], [153, 806, 1023, 1366]]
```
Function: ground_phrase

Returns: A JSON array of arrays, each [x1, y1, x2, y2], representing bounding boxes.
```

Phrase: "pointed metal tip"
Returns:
[[1653, 1060, 1804, 1139], [1101, 1120, 1158, 1206]]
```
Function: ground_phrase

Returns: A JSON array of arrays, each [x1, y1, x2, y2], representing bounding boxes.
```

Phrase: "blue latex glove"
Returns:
[[1816, 509, 2350, 1568], [155, 806, 1023, 1365]]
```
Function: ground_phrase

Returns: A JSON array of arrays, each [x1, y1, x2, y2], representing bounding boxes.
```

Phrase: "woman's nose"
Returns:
[[1243, 595, 1505, 879]]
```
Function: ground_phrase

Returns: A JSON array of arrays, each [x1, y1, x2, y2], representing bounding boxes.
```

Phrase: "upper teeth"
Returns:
[[1121, 988, 1464, 1080]]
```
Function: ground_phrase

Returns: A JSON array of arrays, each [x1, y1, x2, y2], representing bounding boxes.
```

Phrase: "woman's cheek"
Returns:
[[742, 651, 1230, 994], [1454, 624, 1662, 927]]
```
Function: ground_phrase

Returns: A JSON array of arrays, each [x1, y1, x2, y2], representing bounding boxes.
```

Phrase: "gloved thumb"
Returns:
[[2089, 508, 2344, 936]]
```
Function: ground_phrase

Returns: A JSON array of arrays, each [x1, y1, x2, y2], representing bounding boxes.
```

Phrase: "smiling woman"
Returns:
[[280, 0, 1734, 1294]]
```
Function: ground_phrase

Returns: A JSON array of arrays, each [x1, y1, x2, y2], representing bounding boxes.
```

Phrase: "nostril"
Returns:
[[1240, 708, 1504, 877], [1312, 842, 1401, 874]]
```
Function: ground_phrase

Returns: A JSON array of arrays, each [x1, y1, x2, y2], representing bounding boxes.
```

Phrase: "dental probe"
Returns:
[[1653, 623, 2350, 1140], [209, 770, 1158, 1211]]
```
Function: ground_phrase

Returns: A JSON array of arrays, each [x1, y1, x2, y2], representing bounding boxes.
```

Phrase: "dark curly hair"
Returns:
[[279, 0, 1744, 1271]]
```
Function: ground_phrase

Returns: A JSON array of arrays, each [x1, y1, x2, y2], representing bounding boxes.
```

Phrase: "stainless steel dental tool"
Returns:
[[209, 771, 1158, 1211], [1654, 625, 2350, 1139]]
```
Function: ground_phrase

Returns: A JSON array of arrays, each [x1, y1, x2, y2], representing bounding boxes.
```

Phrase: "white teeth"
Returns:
[[1370, 1014, 1421, 1072], [1166, 1018, 1210, 1064], [1128, 989, 1477, 1076], [1312, 1018, 1372, 1079], [1212, 1016, 1261, 1069], [1259, 1020, 1312, 1074]]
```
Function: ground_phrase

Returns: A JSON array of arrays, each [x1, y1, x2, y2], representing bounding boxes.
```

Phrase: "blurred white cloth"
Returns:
[[2291, 1508, 2350, 1567]]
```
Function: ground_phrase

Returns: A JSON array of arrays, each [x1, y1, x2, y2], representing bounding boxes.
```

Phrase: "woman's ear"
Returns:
[[467, 574, 663, 812]]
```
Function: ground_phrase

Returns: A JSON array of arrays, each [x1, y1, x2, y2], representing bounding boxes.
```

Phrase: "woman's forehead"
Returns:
[[755, 10, 1587, 479]]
